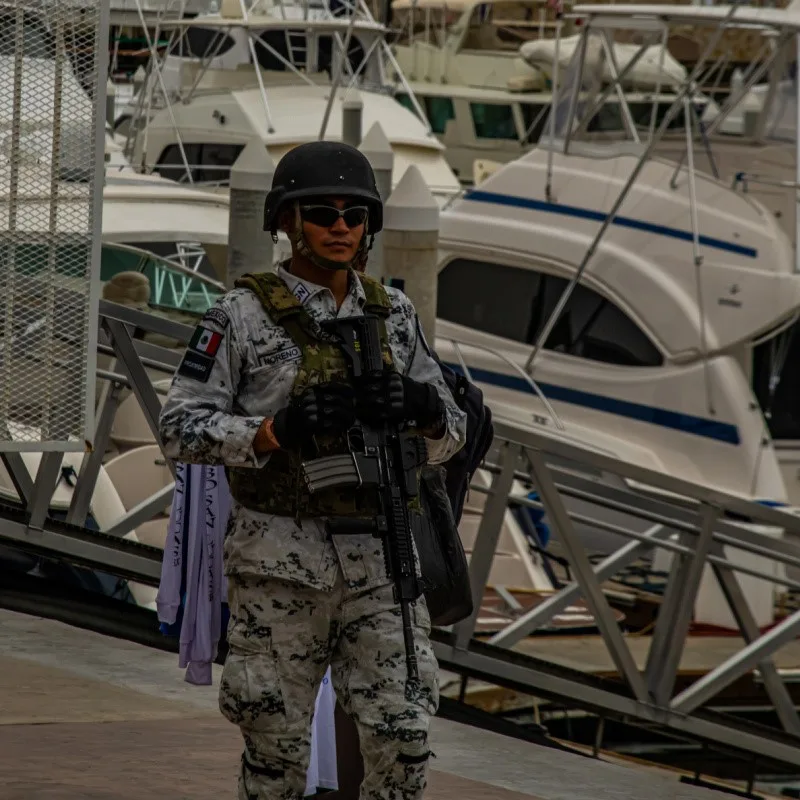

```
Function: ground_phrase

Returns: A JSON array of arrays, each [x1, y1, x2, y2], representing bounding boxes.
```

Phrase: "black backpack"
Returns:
[[438, 361, 495, 526], [415, 355, 495, 627]]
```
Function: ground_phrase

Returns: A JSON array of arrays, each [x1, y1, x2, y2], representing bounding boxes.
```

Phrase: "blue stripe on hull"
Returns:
[[463, 189, 758, 259], [443, 362, 741, 446]]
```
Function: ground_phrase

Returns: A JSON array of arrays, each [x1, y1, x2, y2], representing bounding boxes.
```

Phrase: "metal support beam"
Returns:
[[710, 542, 800, 736], [489, 524, 668, 648], [645, 505, 718, 704], [103, 318, 175, 478], [99, 299, 194, 344], [433, 639, 800, 768], [488, 419, 800, 534], [104, 484, 175, 538], [453, 441, 520, 650], [527, 449, 649, 702], [0, 515, 162, 585], [66, 380, 125, 526], [672, 606, 800, 715], [27, 452, 65, 529]]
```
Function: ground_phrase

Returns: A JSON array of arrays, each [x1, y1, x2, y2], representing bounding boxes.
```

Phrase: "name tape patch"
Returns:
[[202, 307, 230, 330], [178, 350, 215, 383], [189, 325, 223, 357], [292, 283, 311, 305], [258, 345, 302, 368]]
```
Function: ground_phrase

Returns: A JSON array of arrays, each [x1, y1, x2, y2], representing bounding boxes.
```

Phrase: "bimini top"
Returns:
[[571, 3, 800, 33]]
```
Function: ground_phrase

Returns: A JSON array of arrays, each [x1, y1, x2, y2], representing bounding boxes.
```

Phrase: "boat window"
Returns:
[[154, 142, 245, 184], [256, 30, 299, 71], [0, 10, 56, 59], [752, 327, 800, 440], [424, 96, 456, 134], [585, 103, 625, 133], [168, 27, 236, 58], [519, 103, 549, 144], [101, 244, 222, 315], [395, 92, 415, 112], [438, 258, 663, 368], [470, 103, 517, 140]]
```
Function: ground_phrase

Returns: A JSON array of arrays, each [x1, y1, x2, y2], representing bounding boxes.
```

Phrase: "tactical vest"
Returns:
[[226, 269, 395, 519]]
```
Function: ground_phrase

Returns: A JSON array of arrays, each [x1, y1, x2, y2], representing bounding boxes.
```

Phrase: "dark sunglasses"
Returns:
[[299, 204, 369, 229]]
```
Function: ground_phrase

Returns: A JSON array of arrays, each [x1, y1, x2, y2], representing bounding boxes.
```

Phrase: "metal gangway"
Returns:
[[8, 0, 800, 781], [3, 299, 800, 774]]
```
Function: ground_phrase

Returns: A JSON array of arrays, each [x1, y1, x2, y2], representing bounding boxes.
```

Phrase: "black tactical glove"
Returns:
[[273, 383, 356, 449], [356, 371, 445, 430]]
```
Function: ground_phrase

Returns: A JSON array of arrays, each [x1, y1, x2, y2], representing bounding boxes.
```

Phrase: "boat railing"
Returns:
[[731, 172, 800, 193], [436, 333, 565, 431], [119, 0, 437, 177]]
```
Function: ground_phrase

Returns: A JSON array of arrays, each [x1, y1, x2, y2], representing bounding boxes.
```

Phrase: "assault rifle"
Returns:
[[300, 314, 428, 684]]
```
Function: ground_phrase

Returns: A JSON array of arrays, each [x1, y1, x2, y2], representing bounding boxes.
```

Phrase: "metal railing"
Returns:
[[3, 299, 800, 768], [439, 418, 800, 766]]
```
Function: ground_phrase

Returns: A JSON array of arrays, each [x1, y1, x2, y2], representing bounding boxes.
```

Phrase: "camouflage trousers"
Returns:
[[219, 568, 439, 800]]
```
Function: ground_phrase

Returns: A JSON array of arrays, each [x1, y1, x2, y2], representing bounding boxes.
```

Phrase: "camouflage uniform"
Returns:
[[159, 265, 467, 800]]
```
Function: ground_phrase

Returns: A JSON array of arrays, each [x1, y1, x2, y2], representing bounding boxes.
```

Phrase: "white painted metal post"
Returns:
[[382, 165, 439, 340], [342, 89, 363, 147], [359, 122, 393, 279], [106, 77, 116, 128], [227, 140, 276, 288]]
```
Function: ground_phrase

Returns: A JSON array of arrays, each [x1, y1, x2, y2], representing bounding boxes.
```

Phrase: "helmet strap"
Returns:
[[290, 202, 370, 272]]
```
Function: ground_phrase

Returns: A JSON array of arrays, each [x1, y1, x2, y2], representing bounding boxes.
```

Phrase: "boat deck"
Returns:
[[0, 608, 774, 800]]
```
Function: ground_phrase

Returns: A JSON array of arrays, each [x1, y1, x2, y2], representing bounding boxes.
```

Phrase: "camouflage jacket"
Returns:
[[159, 265, 468, 592]]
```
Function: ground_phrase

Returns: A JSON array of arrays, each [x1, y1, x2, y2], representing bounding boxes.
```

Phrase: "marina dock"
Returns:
[[0, 607, 771, 800]]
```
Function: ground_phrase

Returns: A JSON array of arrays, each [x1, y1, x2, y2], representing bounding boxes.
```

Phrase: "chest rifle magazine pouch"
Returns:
[[416, 465, 474, 627]]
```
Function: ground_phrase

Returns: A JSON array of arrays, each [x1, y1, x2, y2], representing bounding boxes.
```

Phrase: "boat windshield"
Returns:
[[101, 243, 223, 317], [390, 0, 562, 52], [543, 23, 713, 150]]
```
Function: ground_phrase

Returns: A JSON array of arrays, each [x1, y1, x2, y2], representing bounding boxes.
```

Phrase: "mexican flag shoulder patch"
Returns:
[[189, 325, 223, 357]]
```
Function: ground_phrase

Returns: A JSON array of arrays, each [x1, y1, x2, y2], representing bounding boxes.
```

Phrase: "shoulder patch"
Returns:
[[178, 350, 215, 383], [189, 325, 224, 357], [292, 282, 311, 305], [202, 306, 230, 330]]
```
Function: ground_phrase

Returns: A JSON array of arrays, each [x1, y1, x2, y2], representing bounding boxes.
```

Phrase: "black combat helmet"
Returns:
[[263, 141, 383, 235]]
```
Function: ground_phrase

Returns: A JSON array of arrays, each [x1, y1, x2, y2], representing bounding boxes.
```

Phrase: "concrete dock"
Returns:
[[0, 608, 765, 800]]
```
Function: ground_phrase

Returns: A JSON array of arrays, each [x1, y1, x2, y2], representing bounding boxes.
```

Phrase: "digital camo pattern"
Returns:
[[159, 265, 467, 592], [219, 573, 438, 800], [224, 270, 393, 519]]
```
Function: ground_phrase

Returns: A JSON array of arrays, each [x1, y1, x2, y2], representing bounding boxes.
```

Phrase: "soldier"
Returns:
[[159, 140, 467, 800]]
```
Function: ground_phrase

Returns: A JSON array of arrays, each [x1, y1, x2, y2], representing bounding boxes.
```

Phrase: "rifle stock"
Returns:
[[301, 314, 427, 686]]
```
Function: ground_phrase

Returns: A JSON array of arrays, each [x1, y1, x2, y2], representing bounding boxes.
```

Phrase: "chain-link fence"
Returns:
[[0, 1, 108, 451]]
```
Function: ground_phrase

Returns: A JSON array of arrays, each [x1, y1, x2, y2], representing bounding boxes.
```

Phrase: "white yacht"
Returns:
[[386, 0, 722, 184], [116, 0, 462, 199], [428, 3, 800, 511], [435, 144, 798, 506]]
